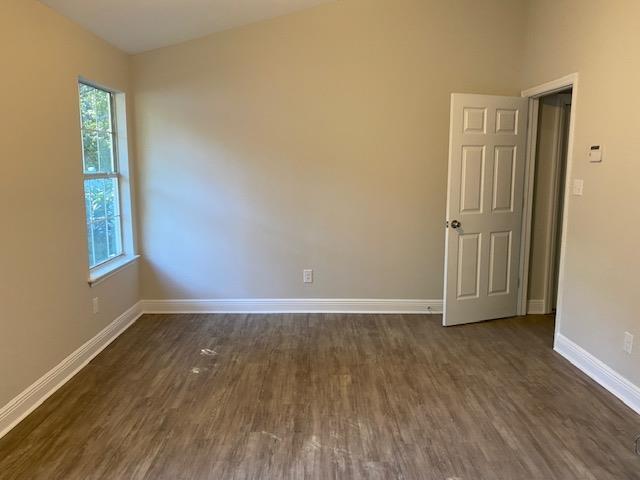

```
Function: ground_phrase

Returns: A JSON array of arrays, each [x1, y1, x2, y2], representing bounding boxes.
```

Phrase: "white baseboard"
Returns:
[[554, 333, 640, 415], [3, 301, 637, 446], [0, 302, 143, 440], [140, 298, 443, 314], [527, 299, 546, 314]]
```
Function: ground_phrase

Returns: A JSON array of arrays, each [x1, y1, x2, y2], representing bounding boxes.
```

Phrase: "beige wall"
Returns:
[[133, 0, 527, 300], [522, 0, 640, 385], [0, 1, 139, 407], [4, 0, 637, 418]]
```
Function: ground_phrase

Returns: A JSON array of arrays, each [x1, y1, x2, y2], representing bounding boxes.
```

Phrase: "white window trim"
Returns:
[[89, 254, 140, 286], [79, 78, 139, 286]]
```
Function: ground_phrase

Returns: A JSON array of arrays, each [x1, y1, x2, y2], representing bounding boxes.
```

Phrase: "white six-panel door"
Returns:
[[443, 94, 529, 326]]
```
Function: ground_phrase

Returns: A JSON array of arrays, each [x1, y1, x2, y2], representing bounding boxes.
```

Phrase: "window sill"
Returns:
[[89, 254, 140, 287]]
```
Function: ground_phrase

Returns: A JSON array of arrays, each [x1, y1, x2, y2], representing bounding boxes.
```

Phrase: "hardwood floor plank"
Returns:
[[0, 313, 638, 479]]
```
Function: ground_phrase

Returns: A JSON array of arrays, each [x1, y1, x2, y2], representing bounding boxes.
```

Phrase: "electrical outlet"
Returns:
[[92, 297, 100, 314], [624, 332, 633, 354], [572, 179, 584, 196], [303, 269, 313, 284]]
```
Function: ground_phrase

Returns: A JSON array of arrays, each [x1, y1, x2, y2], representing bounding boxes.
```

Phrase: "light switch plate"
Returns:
[[572, 179, 584, 196], [589, 145, 603, 163]]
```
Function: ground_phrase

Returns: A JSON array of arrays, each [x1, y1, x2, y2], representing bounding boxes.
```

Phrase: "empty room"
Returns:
[[1, 0, 639, 478]]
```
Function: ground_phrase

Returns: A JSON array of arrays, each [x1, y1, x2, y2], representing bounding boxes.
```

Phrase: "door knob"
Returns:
[[450, 220, 462, 229]]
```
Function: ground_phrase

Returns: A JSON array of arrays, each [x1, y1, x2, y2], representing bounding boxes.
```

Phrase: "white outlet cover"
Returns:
[[303, 269, 313, 283], [572, 179, 584, 196], [624, 332, 633, 354]]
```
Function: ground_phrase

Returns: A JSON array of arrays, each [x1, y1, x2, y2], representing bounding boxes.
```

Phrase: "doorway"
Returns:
[[442, 74, 578, 327], [518, 74, 579, 339], [526, 91, 572, 315]]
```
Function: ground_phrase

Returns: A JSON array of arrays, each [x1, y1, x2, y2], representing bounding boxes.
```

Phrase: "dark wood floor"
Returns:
[[0, 314, 638, 479]]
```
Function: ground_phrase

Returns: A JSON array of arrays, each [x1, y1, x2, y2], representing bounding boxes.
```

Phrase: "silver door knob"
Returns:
[[450, 220, 462, 229]]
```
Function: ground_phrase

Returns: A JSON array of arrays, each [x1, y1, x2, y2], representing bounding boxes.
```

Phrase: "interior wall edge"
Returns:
[[554, 333, 640, 416], [140, 298, 443, 314], [0, 302, 144, 441]]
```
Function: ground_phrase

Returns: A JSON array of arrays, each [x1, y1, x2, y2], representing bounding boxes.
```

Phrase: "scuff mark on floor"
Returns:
[[261, 431, 282, 442]]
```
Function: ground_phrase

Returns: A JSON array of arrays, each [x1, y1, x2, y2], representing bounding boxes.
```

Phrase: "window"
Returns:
[[79, 83, 123, 269], [79, 81, 137, 281], [79, 81, 138, 283]]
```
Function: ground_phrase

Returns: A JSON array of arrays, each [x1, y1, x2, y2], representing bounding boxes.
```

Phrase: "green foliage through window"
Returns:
[[79, 83, 123, 268]]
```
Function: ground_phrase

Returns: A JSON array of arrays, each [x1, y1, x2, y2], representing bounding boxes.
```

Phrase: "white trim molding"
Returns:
[[519, 73, 579, 339], [521, 73, 578, 99], [527, 299, 546, 315], [140, 298, 443, 315], [89, 254, 140, 286], [517, 97, 540, 316], [0, 302, 143, 440], [555, 333, 640, 415], [0, 297, 438, 440]]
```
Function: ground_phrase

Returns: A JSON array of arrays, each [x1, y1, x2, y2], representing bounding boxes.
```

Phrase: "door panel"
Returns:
[[492, 146, 516, 212], [488, 231, 511, 295], [444, 94, 528, 326], [460, 146, 485, 213], [457, 233, 481, 299]]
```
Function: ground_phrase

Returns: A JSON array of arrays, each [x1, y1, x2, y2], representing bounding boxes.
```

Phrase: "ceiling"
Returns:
[[39, 0, 336, 54]]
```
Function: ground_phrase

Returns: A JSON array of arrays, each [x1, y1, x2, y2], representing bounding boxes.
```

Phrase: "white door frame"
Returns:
[[517, 73, 579, 340]]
